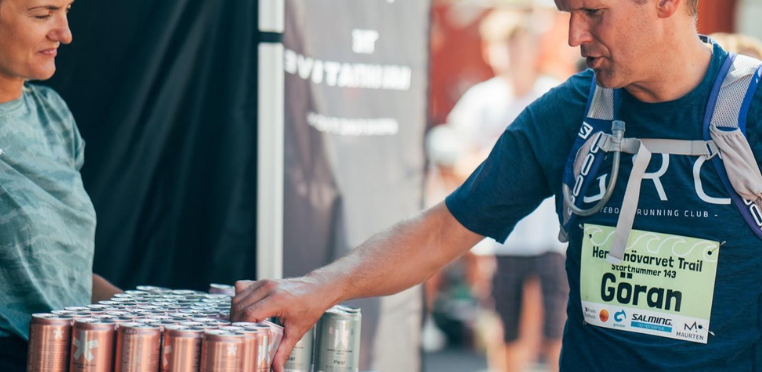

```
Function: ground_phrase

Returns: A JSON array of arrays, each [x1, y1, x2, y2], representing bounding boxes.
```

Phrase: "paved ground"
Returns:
[[423, 348, 548, 372]]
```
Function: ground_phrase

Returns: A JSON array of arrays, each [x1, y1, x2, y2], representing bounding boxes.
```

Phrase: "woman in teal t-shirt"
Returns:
[[0, 0, 122, 370]]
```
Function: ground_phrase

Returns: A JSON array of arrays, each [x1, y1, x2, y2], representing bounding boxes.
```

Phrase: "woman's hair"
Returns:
[[711, 33, 762, 60]]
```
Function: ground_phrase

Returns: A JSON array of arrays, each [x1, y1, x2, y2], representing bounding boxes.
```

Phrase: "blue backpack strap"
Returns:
[[560, 76, 620, 235], [704, 52, 762, 239]]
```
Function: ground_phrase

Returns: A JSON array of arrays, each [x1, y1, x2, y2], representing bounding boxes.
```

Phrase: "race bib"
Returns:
[[580, 224, 719, 344]]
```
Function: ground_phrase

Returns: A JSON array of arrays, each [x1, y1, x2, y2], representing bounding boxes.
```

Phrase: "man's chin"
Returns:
[[594, 71, 625, 89]]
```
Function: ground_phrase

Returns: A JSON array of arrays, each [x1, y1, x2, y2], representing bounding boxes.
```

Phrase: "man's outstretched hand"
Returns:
[[231, 277, 341, 372]]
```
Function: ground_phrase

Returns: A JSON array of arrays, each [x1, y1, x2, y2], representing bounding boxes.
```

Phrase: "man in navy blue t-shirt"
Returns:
[[232, 1, 762, 371]]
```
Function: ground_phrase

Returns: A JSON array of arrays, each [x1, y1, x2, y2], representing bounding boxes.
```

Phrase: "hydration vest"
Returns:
[[560, 51, 762, 264]]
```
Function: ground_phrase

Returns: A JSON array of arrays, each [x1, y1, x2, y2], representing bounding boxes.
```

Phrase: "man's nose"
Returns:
[[568, 13, 592, 47]]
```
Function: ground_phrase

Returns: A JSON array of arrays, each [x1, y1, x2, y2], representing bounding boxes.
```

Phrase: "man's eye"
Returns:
[[34, 14, 52, 20], [584, 8, 603, 16]]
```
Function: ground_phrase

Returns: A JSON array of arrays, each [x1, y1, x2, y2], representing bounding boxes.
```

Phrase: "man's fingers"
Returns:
[[235, 280, 257, 293], [231, 280, 274, 320], [232, 295, 277, 323], [271, 327, 302, 372]]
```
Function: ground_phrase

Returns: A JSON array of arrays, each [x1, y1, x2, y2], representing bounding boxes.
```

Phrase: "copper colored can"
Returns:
[[27, 313, 73, 372], [262, 320, 284, 365], [161, 325, 204, 372], [114, 323, 161, 372], [200, 330, 245, 372], [236, 324, 271, 371], [234, 328, 266, 372], [69, 318, 117, 372]]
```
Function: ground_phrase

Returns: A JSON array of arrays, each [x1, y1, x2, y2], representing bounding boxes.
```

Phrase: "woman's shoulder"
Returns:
[[25, 83, 70, 110], [24, 83, 75, 126]]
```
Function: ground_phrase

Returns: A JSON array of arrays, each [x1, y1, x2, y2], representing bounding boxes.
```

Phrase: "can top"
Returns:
[[334, 305, 362, 314], [136, 285, 172, 293], [324, 308, 360, 319], [219, 326, 245, 332], [165, 324, 205, 335], [64, 306, 89, 312], [204, 329, 245, 342], [239, 323, 271, 331], [190, 317, 217, 324], [119, 323, 161, 333], [92, 315, 118, 320], [149, 315, 173, 321], [31, 313, 73, 324], [50, 310, 75, 316], [74, 318, 117, 330]]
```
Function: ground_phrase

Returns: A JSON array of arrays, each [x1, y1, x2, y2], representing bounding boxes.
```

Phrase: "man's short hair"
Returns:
[[634, 0, 698, 17]]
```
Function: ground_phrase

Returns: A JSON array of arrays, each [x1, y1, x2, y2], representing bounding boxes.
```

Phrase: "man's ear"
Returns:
[[656, 0, 682, 19]]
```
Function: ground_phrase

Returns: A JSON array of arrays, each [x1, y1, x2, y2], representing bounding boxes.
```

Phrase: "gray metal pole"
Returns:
[[257, 0, 285, 280]]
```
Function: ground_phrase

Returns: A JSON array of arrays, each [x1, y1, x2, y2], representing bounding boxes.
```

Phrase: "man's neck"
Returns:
[[625, 33, 712, 103], [0, 75, 25, 104]]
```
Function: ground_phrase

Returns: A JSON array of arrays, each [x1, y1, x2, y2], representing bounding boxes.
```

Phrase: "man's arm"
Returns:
[[231, 201, 483, 372], [92, 273, 123, 303]]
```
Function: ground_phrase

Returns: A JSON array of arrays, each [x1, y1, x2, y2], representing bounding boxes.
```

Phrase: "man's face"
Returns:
[[0, 0, 73, 84], [555, 0, 656, 89]]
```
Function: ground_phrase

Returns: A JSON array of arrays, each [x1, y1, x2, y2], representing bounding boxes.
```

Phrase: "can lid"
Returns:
[[119, 322, 161, 331], [50, 310, 75, 315], [64, 306, 89, 312], [334, 305, 362, 314], [136, 285, 172, 293], [166, 325, 205, 336], [204, 329, 245, 341], [321, 310, 357, 322], [219, 326, 245, 332], [32, 313, 73, 321], [74, 318, 117, 330]]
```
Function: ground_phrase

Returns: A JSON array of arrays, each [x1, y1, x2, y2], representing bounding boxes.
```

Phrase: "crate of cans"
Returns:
[[27, 284, 285, 372]]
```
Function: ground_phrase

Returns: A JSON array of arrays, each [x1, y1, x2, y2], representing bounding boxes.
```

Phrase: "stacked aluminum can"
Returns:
[[26, 284, 284, 372], [312, 306, 362, 372]]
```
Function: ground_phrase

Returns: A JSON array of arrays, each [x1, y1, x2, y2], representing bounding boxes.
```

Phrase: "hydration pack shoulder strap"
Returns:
[[704, 53, 762, 238], [560, 53, 762, 262]]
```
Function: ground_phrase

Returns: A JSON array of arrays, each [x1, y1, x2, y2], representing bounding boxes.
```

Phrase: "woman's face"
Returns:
[[0, 0, 73, 86]]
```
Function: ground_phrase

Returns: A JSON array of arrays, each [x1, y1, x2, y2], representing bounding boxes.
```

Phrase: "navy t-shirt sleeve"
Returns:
[[445, 70, 593, 243]]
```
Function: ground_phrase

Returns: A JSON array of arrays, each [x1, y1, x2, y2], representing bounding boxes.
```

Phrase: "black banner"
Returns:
[[283, 0, 431, 371], [46, 0, 259, 290]]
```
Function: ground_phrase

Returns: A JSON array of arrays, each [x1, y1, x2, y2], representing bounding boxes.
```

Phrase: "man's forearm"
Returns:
[[92, 273, 123, 303], [307, 202, 483, 303]]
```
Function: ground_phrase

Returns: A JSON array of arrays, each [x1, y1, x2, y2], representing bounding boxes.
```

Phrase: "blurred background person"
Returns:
[[710, 32, 762, 59], [441, 8, 568, 372]]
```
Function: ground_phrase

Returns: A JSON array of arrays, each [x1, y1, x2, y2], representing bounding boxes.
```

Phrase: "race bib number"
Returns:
[[580, 224, 719, 344]]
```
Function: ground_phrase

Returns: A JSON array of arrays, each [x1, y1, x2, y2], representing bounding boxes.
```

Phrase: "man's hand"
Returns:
[[230, 203, 482, 372], [231, 276, 341, 372]]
